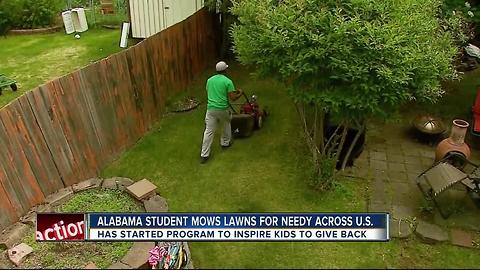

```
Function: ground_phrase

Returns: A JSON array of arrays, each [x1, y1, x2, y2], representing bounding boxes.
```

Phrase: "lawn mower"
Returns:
[[0, 74, 17, 95], [229, 91, 268, 138]]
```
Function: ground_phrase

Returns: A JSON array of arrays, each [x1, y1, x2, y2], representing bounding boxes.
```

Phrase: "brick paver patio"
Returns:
[[347, 120, 480, 243]]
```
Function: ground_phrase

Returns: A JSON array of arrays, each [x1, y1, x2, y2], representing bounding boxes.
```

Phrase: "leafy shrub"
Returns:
[[442, 0, 479, 42], [17, 0, 63, 29], [0, 0, 22, 34], [0, 0, 62, 32]]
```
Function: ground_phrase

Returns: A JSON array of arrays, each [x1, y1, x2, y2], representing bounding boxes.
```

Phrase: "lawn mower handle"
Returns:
[[241, 91, 250, 103]]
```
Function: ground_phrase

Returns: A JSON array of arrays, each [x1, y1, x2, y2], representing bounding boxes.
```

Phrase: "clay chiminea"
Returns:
[[435, 119, 471, 161]]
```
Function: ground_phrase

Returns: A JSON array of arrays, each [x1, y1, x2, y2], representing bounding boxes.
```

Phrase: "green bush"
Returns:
[[0, 0, 62, 32], [442, 0, 479, 40], [0, 0, 22, 34], [17, 0, 63, 29]]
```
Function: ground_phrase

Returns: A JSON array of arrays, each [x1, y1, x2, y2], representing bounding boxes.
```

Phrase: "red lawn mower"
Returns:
[[229, 92, 268, 137]]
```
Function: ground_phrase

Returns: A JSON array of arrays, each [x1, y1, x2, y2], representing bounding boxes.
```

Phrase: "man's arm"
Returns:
[[228, 89, 243, 101]]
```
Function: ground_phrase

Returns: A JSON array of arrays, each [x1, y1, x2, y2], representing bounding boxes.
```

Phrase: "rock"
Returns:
[[415, 220, 449, 244], [7, 243, 33, 266], [107, 261, 130, 269], [19, 211, 36, 226], [33, 204, 52, 213], [72, 178, 103, 192], [0, 223, 30, 249], [466, 43, 480, 59], [121, 242, 154, 268], [126, 179, 157, 200], [45, 187, 74, 207], [144, 195, 168, 212], [390, 218, 415, 238], [19, 204, 53, 226], [102, 178, 117, 189], [84, 262, 98, 269], [114, 177, 134, 191], [450, 229, 473, 248]]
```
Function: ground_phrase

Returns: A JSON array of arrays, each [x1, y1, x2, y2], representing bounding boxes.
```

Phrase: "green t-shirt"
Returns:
[[206, 74, 235, 110]]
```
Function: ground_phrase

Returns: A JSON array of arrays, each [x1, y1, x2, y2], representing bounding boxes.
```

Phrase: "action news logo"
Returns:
[[36, 213, 85, 241]]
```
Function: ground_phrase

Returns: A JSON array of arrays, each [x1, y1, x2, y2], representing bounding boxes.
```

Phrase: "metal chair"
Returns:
[[416, 152, 480, 218]]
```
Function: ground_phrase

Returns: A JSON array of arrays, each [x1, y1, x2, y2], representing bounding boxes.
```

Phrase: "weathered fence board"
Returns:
[[27, 87, 76, 186], [10, 96, 63, 195], [0, 9, 217, 230]]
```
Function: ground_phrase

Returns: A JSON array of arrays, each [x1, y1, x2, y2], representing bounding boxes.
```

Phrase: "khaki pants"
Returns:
[[200, 110, 232, 157]]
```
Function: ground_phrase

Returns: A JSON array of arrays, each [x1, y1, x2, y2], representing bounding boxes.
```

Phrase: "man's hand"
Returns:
[[229, 88, 244, 101]]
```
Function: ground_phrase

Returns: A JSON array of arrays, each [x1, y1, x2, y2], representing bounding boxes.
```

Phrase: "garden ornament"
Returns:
[[435, 119, 471, 166], [412, 115, 446, 135]]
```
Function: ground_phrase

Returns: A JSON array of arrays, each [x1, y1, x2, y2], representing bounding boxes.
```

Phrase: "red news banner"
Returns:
[[36, 213, 85, 241]]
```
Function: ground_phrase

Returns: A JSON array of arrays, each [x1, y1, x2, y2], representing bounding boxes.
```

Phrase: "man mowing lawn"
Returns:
[[200, 61, 243, 164]]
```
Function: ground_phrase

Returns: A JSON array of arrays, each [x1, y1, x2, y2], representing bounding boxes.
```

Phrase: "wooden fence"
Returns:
[[0, 9, 218, 230]]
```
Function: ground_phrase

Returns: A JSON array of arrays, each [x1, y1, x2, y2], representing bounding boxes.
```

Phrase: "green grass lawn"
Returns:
[[102, 63, 480, 269], [0, 28, 125, 108]]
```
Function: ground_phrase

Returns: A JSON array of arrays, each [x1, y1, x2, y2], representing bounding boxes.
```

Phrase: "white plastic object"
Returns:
[[62, 11, 75, 34], [71, 7, 89, 33], [120, 22, 130, 48]]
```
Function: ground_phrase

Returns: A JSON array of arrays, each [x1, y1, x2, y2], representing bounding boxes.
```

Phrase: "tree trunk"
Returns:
[[340, 120, 366, 170], [295, 102, 320, 166], [333, 123, 349, 169]]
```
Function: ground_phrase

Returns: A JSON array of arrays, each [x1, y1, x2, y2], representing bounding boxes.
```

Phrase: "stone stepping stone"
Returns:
[[415, 220, 449, 244], [126, 179, 157, 200], [121, 242, 155, 268], [450, 229, 473, 248], [144, 195, 169, 212], [8, 243, 33, 266]]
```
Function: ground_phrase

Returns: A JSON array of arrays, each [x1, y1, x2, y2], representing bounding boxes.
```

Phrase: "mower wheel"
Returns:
[[10, 83, 17, 91], [256, 115, 263, 129]]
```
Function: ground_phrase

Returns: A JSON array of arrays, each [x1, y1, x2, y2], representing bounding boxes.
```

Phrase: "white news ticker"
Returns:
[[88, 228, 388, 241]]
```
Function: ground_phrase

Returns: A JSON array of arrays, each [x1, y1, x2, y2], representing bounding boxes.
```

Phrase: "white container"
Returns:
[[120, 22, 130, 48], [71, 7, 89, 32], [62, 11, 75, 34]]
